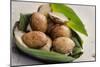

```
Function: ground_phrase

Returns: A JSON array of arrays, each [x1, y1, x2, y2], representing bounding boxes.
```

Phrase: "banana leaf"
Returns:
[[70, 31, 83, 58], [50, 4, 88, 36], [19, 13, 32, 32], [71, 30, 83, 48], [71, 47, 83, 58]]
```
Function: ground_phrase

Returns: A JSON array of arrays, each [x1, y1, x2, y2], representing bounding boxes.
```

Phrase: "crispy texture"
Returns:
[[22, 31, 48, 48], [51, 24, 71, 39], [31, 12, 47, 32], [53, 37, 75, 54]]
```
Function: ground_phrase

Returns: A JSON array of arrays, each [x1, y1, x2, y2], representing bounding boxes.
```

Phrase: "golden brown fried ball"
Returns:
[[22, 31, 48, 48], [53, 37, 75, 54], [51, 24, 71, 39], [30, 12, 48, 32]]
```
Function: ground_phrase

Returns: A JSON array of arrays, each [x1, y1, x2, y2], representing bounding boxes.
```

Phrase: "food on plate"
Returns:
[[13, 3, 88, 62]]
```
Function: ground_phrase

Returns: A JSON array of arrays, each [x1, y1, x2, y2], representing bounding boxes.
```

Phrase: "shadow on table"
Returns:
[[11, 38, 64, 66]]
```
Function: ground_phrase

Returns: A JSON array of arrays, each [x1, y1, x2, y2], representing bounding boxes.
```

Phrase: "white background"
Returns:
[[0, 0, 99, 67]]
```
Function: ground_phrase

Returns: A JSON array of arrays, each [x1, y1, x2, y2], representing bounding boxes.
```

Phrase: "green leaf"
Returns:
[[71, 30, 83, 48], [72, 37, 82, 48], [15, 38, 75, 62], [50, 4, 88, 36], [70, 47, 83, 58], [19, 13, 32, 32], [67, 21, 88, 36], [70, 30, 83, 58], [17, 42, 75, 62]]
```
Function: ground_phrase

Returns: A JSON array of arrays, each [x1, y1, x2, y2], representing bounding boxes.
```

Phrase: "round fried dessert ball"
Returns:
[[53, 37, 75, 54], [51, 24, 71, 39], [22, 31, 48, 48], [31, 12, 48, 32]]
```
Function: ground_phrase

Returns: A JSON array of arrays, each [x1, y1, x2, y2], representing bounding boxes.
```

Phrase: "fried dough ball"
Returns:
[[22, 31, 48, 48], [30, 12, 47, 32], [51, 24, 71, 39], [53, 37, 75, 54]]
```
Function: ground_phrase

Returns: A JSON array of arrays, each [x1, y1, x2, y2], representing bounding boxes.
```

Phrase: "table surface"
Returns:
[[11, 1, 96, 66]]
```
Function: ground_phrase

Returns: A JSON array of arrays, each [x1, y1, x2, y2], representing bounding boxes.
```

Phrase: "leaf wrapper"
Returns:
[[50, 4, 88, 36], [19, 13, 32, 32]]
